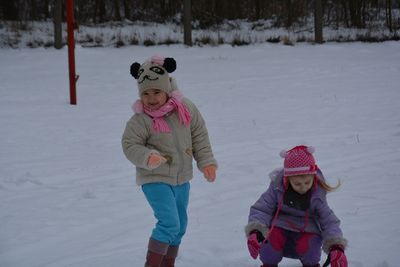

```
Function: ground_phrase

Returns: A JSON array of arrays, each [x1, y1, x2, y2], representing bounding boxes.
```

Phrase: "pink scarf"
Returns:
[[132, 90, 192, 133]]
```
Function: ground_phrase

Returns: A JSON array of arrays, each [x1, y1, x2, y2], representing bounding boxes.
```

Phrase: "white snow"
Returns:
[[1, 42, 400, 267], [1, 20, 398, 48]]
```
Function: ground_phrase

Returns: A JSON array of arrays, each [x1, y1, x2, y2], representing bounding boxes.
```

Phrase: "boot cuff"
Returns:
[[148, 238, 169, 255]]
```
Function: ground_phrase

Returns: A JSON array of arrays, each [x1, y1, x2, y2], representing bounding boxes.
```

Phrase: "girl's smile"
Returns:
[[141, 88, 168, 110]]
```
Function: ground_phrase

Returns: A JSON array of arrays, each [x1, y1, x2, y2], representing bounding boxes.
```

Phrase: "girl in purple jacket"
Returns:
[[245, 145, 348, 267]]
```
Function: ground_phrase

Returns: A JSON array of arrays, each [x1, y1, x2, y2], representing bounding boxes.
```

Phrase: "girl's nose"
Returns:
[[148, 95, 157, 102]]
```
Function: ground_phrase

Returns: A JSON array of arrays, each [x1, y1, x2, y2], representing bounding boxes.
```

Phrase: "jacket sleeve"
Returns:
[[121, 115, 159, 170], [245, 182, 277, 237], [314, 195, 348, 253], [184, 99, 218, 171]]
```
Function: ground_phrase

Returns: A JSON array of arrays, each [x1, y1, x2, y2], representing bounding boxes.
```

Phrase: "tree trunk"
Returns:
[[254, 0, 261, 20], [183, 0, 192, 46], [336, 0, 340, 28], [341, 0, 350, 27], [94, 0, 106, 23], [31, 0, 37, 20], [215, 0, 226, 20], [54, 0, 63, 49], [123, 0, 131, 20], [349, 0, 363, 27], [286, 0, 292, 28], [43, 0, 50, 19], [386, 0, 393, 31], [114, 0, 121, 21], [1, 1, 19, 20], [314, 0, 323, 43]]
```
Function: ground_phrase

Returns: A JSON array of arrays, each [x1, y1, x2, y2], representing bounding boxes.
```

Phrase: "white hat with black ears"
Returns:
[[130, 55, 177, 96], [280, 145, 317, 177]]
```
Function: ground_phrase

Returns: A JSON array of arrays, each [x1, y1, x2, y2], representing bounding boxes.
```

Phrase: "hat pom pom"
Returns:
[[151, 55, 165, 66], [280, 150, 287, 158], [307, 146, 315, 154], [132, 100, 143, 113]]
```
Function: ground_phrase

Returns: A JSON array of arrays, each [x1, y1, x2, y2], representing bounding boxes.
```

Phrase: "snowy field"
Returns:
[[1, 42, 400, 267]]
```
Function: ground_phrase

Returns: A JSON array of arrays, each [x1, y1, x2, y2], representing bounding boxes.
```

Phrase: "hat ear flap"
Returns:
[[163, 57, 176, 73], [130, 62, 141, 79], [284, 176, 289, 189]]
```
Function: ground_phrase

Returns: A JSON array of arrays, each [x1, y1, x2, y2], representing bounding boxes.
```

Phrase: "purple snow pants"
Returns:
[[259, 227, 322, 266]]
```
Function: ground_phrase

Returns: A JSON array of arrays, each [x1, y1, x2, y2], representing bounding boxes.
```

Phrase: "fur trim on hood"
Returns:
[[269, 167, 284, 182], [244, 221, 269, 238]]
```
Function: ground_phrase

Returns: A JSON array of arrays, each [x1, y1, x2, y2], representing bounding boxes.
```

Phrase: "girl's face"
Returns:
[[141, 89, 168, 110], [288, 174, 314, 194]]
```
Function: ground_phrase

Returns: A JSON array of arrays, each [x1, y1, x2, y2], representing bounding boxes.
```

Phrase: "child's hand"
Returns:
[[147, 153, 167, 170], [325, 245, 347, 267], [247, 230, 264, 259], [202, 165, 217, 182]]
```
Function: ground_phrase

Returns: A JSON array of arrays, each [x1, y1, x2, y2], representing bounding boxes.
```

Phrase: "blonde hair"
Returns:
[[317, 178, 341, 192]]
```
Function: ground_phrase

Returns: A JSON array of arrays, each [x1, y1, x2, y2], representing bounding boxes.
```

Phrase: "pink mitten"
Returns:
[[328, 245, 348, 267], [247, 233, 261, 259]]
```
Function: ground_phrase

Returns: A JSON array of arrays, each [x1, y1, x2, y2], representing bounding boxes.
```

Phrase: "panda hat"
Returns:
[[130, 55, 177, 96]]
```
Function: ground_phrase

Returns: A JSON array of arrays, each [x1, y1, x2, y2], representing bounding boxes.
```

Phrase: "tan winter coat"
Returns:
[[122, 98, 217, 186]]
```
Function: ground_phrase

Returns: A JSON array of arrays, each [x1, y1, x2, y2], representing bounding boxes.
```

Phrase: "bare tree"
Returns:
[[94, 0, 106, 23], [314, 0, 323, 43], [123, 0, 131, 20], [30, 0, 37, 20], [183, 0, 192, 46], [54, 0, 63, 48], [43, 0, 50, 18], [1, 0, 19, 20], [254, 0, 261, 20], [114, 0, 121, 21], [286, 0, 293, 28], [386, 0, 393, 31]]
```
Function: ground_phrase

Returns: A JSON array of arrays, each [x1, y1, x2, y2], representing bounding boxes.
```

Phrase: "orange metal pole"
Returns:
[[66, 0, 77, 105]]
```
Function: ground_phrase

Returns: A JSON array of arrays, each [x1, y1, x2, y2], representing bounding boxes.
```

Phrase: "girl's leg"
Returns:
[[145, 238, 169, 267], [161, 183, 190, 267], [142, 183, 181, 244], [170, 182, 190, 246], [259, 227, 286, 266], [295, 232, 322, 266]]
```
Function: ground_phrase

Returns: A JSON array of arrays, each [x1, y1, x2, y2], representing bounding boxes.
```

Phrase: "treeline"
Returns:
[[1, 0, 399, 30]]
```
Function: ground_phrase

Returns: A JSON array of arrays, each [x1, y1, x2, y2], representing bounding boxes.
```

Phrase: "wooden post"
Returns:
[[66, 0, 78, 105]]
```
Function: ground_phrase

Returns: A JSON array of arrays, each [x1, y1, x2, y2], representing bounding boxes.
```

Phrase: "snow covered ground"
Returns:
[[1, 19, 399, 48], [1, 42, 400, 267]]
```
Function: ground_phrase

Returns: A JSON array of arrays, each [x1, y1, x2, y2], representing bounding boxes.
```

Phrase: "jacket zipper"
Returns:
[[167, 115, 183, 185]]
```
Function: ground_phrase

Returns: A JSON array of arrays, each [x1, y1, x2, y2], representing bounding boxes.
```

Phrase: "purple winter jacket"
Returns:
[[245, 168, 347, 253]]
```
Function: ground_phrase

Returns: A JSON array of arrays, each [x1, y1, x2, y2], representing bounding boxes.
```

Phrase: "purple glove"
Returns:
[[247, 233, 261, 259], [326, 245, 348, 267]]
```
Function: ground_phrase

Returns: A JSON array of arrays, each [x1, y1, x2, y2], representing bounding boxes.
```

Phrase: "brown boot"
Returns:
[[160, 245, 179, 267], [144, 238, 169, 267]]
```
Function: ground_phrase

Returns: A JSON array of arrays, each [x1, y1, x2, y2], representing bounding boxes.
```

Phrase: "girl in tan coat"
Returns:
[[122, 55, 218, 267]]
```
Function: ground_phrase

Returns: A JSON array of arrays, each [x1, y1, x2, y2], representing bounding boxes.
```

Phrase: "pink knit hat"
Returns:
[[280, 145, 317, 176]]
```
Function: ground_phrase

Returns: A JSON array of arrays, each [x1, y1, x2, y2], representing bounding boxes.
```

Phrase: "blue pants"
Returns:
[[142, 182, 190, 246]]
